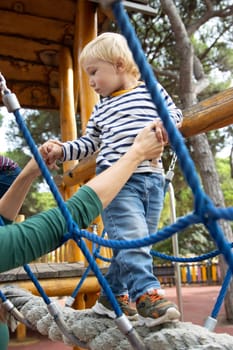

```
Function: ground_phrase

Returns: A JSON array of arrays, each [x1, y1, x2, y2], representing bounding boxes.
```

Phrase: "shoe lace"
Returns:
[[148, 292, 164, 303]]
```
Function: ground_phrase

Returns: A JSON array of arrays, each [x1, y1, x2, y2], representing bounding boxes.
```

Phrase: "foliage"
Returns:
[[215, 157, 233, 207], [127, 0, 233, 261], [155, 155, 232, 261], [3, 110, 62, 217], [0, 113, 3, 127], [5, 110, 61, 151], [31, 191, 56, 212], [2, 108, 83, 217]]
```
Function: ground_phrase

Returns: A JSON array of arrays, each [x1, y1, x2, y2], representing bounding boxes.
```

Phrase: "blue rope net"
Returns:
[[1, 0, 233, 345]]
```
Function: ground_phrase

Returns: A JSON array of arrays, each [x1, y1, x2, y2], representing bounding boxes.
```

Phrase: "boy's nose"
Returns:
[[89, 78, 95, 87]]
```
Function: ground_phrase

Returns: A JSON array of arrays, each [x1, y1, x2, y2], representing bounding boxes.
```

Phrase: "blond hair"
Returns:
[[79, 32, 140, 79]]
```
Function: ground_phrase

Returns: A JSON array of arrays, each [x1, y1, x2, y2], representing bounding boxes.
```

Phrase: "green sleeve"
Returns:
[[0, 323, 9, 350], [0, 185, 102, 273]]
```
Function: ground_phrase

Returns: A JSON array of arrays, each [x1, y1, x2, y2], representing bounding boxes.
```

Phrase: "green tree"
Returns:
[[3, 110, 62, 217]]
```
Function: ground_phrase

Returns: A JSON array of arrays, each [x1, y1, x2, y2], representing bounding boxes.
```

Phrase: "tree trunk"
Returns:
[[190, 133, 233, 320], [160, 0, 233, 322]]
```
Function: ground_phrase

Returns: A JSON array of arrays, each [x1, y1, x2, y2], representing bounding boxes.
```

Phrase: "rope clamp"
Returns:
[[0, 73, 21, 112], [0, 73, 10, 95]]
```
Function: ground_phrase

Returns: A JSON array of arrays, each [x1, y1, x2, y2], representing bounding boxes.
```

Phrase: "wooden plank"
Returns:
[[5, 81, 59, 110], [0, 9, 74, 43], [0, 0, 76, 22], [0, 262, 108, 282], [0, 35, 62, 64], [0, 59, 58, 84], [0, 266, 25, 282], [92, 0, 156, 15]]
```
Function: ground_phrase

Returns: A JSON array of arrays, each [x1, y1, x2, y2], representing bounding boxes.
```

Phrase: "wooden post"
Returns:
[[59, 46, 81, 263], [73, 2, 98, 349], [74, 0, 99, 130], [59, 46, 79, 198], [16, 323, 26, 342]]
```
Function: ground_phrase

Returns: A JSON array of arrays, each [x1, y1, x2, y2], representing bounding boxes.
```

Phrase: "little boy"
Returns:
[[41, 32, 182, 327]]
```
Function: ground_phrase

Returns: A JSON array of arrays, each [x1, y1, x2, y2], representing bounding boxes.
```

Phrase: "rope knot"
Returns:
[[194, 194, 215, 225]]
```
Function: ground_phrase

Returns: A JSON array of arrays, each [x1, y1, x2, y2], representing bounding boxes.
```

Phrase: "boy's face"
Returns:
[[83, 57, 124, 97]]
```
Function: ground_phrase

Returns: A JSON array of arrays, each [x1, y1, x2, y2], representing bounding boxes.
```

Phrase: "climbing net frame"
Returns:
[[0, 1, 233, 349]]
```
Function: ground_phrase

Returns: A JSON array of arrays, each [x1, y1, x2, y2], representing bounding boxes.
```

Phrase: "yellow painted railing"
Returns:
[[155, 261, 220, 286]]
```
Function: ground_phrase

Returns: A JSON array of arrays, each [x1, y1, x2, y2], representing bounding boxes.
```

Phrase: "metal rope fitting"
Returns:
[[2, 299, 32, 328], [204, 315, 217, 332], [0, 73, 21, 112], [115, 314, 147, 350], [0, 73, 10, 95]]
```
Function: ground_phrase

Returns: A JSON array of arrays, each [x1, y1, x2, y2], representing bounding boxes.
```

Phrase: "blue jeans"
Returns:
[[0, 167, 21, 198], [98, 171, 165, 302]]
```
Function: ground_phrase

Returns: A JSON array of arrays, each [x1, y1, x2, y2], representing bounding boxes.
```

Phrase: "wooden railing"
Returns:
[[154, 261, 220, 287]]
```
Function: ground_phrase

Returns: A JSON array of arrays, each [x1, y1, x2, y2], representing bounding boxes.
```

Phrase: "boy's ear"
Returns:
[[116, 58, 126, 72]]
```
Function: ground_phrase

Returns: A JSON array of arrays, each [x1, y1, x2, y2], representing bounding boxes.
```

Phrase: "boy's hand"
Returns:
[[154, 120, 168, 144], [155, 119, 183, 144], [40, 140, 64, 169]]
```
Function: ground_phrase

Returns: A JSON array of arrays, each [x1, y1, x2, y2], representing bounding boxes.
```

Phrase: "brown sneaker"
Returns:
[[136, 289, 180, 327], [92, 294, 138, 320]]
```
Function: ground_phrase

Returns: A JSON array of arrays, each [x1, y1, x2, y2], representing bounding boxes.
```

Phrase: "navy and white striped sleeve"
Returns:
[[62, 114, 100, 161], [158, 83, 183, 124]]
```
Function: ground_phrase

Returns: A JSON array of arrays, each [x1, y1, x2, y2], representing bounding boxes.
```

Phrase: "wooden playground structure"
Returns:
[[0, 1, 233, 349]]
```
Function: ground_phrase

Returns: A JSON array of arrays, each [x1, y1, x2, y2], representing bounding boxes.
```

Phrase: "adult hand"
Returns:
[[132, 121, 164, 162]]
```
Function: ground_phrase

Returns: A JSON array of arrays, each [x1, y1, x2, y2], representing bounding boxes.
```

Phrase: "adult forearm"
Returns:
[[0, 186, 101, 272], [0, 159, 39, 220]]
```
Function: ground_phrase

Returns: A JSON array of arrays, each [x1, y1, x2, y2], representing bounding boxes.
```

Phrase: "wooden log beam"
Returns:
[[0, 0, 76, 22], [181, 87, 233, 137], [59, 87, 233, 186], [0, 10, 74, 43], [60, 153, 97, 186], [6, 81, 58, 110], [0, 276, 100, 298]]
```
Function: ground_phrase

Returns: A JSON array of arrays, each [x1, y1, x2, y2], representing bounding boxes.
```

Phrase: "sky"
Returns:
[[0, 106, 16, 152]]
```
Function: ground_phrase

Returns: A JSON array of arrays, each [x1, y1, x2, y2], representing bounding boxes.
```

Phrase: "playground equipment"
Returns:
[[0, 1, 233, 349]]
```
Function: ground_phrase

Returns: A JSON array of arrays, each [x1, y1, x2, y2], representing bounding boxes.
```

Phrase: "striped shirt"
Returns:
[[62, 83, 183, 173], [0, 155, 18, 171]]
